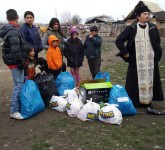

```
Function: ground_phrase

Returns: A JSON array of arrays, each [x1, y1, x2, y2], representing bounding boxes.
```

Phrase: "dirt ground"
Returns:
[[0, 37, 165, 150]]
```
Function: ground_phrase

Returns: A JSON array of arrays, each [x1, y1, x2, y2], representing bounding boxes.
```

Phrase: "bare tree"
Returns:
[[60, 11, 72, 25], [72, 15, 82, 25]]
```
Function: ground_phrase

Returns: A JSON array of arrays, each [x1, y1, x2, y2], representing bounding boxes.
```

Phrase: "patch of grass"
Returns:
[[102, 41, 114, 52], [102, 44, 110, 52], [29, 114, 165, 150], [159, 60, 165, 84], [102, 57, 165, 86], [50, 115, 72, 128], [102, 62, 128, 85], [31, 138, 52, 150]]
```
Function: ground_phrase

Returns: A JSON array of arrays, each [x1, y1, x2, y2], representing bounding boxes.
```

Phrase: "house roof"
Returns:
[[143, 1, 163, 12], [153, 11, 165, 22], [124, 0, 165, 22], [85, 15, 114, 24]]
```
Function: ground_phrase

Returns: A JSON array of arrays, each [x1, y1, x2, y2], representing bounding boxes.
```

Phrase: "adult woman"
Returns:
[[44, 18, 65, 51]]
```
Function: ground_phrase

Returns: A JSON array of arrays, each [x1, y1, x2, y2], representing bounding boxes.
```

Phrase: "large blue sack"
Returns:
[[108, 85, 137, 116], [20, 80, 45, 119], [94, 72, 110, 82], [55, 72, 75, 96]]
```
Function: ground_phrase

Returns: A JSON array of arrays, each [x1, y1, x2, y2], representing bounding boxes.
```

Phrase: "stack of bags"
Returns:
[[49, 89, 123, 125], [49, 71, 137, 125]]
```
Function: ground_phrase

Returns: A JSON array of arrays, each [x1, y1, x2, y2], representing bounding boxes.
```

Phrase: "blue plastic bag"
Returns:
[[20, 80, 45, 119], [94, 72, 110, 82], [108, 85, 137, 116], [55, 72, 75, 96]]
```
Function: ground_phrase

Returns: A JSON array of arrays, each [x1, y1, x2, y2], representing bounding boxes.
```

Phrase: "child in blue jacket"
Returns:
[[84, 26, 102, 79], [20, 11, 43, 59]]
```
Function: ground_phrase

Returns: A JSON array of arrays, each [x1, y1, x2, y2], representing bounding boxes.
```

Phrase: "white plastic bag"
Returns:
[[77, 88, 86, 103], [66, 99, 84, 117], [49, 96, 67, 112], [64, 89, 78, 102], [77, 100, 100, 121], [99, 104, 122, 125]]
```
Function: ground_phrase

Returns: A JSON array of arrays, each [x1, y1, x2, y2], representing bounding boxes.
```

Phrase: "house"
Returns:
[[85, 15, 114, 24], [124, 0, 165, 32], [123, 1, 165, 36], [84, 15, 118, 37]]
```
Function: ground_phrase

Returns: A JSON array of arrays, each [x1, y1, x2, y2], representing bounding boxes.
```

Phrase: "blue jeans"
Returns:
[[10, 68, 24, 113]]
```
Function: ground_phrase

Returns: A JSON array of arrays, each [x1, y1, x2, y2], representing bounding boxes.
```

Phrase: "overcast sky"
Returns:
[[0, 0, 165, 24]]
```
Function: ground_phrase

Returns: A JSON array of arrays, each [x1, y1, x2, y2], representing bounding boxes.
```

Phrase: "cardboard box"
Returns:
[[79, 79, 113, 103]]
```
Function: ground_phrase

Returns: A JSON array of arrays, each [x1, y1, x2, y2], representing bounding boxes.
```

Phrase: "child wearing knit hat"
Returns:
[[64, 26, 84, 86]]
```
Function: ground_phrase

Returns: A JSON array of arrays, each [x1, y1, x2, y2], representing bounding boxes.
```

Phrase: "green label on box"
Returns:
[[83, 82, 113, 90]]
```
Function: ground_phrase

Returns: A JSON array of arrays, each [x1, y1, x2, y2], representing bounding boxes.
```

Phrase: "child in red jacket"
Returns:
[[24, 45, 36, 80]]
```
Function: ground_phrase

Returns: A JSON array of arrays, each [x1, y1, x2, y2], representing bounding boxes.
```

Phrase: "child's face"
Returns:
[[51, 40, 58, 47], [90, 31, 97, 36], [25, 15, 34, 26], [53, 22, 59, 31], [29, 49, 35, 58], [72, 33, 78, 39]]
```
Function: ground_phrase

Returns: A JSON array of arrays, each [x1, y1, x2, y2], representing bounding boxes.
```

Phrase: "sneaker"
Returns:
[[10, 112, 24, 120]]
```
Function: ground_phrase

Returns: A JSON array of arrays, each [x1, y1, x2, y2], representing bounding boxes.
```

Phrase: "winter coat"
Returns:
[[0, 24, 26, 66], [20, 23, 43, 53], [43, 28, 64, 53], [84, 34, 102, 60], [115, 22, 164, 107], [115, 22, 162, 64], [46, 35, 62, 70], [64, 38, 84, 68]]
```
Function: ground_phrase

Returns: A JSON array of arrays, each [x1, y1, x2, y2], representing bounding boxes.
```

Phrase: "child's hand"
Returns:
[[89, 35, 93, 38], [123, 53, 129, 58]]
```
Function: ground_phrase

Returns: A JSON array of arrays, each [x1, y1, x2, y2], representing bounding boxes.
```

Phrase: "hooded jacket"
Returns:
[[46, 35, 62, 70], [43, 27, 64, 52], [0, 24, 26, 66]]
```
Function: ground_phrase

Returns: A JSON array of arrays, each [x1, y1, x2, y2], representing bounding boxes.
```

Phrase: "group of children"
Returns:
[[0, 9, 102, 119], [25, 25, 102, 86], [47, 25, 102, 85]]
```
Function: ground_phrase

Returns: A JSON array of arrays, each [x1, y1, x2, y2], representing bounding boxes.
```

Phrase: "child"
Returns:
[[20, 11, 43, 59], [84, 26, 102, 79], [47, 35, 62, 78], [24, 45, 36, 80], [0, 9, 26, 119], [64, 27, 84, 85], [43, 18, 66, 71]]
